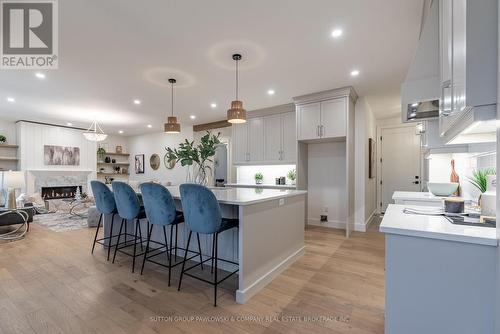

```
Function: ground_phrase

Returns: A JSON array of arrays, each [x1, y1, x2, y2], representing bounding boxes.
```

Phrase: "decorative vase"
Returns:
[[105, 156, 111, 163], [112, 159, 116, 163]]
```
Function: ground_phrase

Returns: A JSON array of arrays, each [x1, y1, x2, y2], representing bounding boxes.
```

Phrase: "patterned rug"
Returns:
[[33, 212, 88, 232]]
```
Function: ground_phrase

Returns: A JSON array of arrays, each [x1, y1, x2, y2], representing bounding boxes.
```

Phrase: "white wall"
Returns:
[[0, 119, 17, 144], [354, 97, 377, 231], [127, 125, 193, 185], [307, 141, 346, 227]]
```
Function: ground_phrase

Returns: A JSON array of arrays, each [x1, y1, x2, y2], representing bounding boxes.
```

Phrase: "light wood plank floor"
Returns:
[[0, 223, 384, 334]]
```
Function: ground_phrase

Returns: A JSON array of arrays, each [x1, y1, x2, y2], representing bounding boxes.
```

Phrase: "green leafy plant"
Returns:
[[0, 135, 6, 143], [97, 147, 106, 162], [468, 168, 496, 193], [166, 132, 220, 184], [255, 172, 264, 182], [287, 169, 296, 181]]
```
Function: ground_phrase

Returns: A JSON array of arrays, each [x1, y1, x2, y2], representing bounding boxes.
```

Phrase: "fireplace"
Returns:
[[41, 185, 82, 200]]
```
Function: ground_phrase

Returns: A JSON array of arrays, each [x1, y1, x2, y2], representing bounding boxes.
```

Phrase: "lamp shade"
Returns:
[[4, 171, 25, 189]]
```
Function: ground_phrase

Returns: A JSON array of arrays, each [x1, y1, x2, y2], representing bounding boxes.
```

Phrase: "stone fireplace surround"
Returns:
[[26, 170, 93, 197]]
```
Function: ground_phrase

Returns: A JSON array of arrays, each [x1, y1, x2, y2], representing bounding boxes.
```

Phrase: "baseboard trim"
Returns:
[[307, 218, 346, 229], [364, 210, 377, 230], [235, 246, 305, 304]]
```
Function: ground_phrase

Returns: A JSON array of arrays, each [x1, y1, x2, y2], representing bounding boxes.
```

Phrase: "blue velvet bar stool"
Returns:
[[111, 181, 146, 273], [139, 182, 204, 286], [178, 183, 239, 307], [90, 180, 118, 261]]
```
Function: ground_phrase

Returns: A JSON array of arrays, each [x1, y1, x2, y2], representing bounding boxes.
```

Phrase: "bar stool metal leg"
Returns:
[[214, 232, 218, 307], [91, 213, 103, 254], [168, 224, 174, 286], [132, 219, 139, 273], [163, 226, 171, 262], [107, 214, 115, 261], [112, 218, 125, 263], [140, 223, 154, 275], [211, 234, 215, 274], [196, 233, 204, 271], [177, 231, 193, 291]]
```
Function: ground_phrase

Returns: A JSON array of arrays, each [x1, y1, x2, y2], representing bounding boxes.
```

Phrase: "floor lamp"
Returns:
[[4, 171, 25, 209]]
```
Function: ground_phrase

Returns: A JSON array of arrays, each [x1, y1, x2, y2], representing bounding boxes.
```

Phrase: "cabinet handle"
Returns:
[[317, 125, 320, 137], [320, 125, 324, 137]]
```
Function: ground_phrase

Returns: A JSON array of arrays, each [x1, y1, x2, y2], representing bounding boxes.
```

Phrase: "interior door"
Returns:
[[232, 123, 248, 164], [247, 117, 264, 162], [263, 115, 282, 162], [380, 126, 421, 212], [281, 112, 297, 162], [320, 98, 346, 138], [297, 103, 320, 141]]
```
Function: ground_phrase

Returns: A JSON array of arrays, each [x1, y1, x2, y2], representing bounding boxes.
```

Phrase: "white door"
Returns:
[[297, 103, 321, 141], [320, 98, 346, 138], [380, 126, 421, 212], [263, 115, 282, 162], [281, 112, 297, 162], [232, 123, 248, 164], [247, 117, 264, 162]]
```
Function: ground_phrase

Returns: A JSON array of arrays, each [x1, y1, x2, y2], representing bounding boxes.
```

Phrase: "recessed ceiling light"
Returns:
[[411, 102, 419, 107], [267, 89, 275, 95], [6, 97, 15, 103], [66, 122, 73, 126], [147, 124, 152, 128], [118, 130, 124, 134], [210, 103, 217, 108], [35, 72, 46, 79], [350, 70, 360, 77], [190, 115, 196, 120], [331, 29, 343, 38], [133, 99, 141, 105]]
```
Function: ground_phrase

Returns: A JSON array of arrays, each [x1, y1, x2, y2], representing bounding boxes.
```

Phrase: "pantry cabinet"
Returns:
[[297, 97, 347, 141], [232, 112, 296, 165]]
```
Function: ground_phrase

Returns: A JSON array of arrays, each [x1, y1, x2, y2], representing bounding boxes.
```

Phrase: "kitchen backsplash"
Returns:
[[236, 165, 296, 185]]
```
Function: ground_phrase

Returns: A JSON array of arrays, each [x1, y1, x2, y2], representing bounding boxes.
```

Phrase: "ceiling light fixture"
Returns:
[[164, 78, 181, 133], [67, 122, 73, 126], [35, 72, 46, 79], [83, 120, 108, 142], [119, 130, 124, 134], [331, 29, 343, 38], [190, 115, 196, 120], [6, 97, 15, 103], [350, 70, 360, 77], [133, 99, 141, 105], [211, 103, 217, 108], [147, 124, 153, 128], [227, 54, 246, 124], [267, 89, 275, 95]]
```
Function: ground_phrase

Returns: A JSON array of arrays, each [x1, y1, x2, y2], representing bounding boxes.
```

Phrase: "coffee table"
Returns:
[[61, 199, 92, 218]]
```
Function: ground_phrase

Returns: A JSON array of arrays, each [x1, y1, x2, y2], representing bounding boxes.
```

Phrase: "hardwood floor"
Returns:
[[0, 223, 384, 334]]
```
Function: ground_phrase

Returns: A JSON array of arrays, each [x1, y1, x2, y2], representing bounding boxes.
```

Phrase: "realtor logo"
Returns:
[[1, 0, 58, 69]]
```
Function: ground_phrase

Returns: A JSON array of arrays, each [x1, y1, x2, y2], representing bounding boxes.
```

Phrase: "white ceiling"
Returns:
[[0, 0, 423, 136]]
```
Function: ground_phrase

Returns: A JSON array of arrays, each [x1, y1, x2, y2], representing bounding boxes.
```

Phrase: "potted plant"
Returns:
[[287, 169, 296, 185], [165, 132, 221, 185], [97, 147, 106, 163], [255, 172, 264, 185], [0, 135, 6, 144], [468, 168, 496, 206]]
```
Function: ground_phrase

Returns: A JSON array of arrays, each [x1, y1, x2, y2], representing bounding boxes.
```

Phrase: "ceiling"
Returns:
[[0, 0, 423, 136]]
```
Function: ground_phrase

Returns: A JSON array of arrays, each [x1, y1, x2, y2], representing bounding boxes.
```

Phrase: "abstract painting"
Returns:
[[44, 145, 80, 166]]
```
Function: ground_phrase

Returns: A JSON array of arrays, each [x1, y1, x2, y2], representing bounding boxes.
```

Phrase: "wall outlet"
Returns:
[[279, 198, 285, 206], [320, 215, 328, 222]]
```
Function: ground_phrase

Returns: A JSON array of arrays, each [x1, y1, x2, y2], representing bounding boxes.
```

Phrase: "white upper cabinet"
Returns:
[[297, 102, 321, 141], [232, 112, 296, 165], [247, 117, 264, 162], [232, 122, 249, 164], [321, 98, 347, 138], [264, 115, 282, 162], [281, 112, 296, 162], [297, 97, 347, 141], [451, 0, 466, 115]]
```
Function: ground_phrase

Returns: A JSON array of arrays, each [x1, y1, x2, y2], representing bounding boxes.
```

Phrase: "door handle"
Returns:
[[317, 125, 320, 137]]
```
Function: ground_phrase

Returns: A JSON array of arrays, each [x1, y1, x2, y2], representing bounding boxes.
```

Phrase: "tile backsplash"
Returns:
[[236, 165, 296, 185]]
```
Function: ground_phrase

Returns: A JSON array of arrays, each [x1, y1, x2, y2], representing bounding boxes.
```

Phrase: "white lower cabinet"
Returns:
[[232, 112, 296, 165]]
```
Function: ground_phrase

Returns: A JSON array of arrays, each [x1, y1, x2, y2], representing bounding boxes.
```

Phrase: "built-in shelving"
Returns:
[[96, 150, 130, 181], [97, 172, 129, 176], [103, 152, 130, 157], [0, 144, 19, 171], [97, 162, 130, 166]]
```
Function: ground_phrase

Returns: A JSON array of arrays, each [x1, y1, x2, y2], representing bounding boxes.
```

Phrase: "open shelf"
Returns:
[[97, 162, 130, 166], [0, 157, 19, 161], [102, 152, 130, 157], [97, 172, 129, 176], [0, 144, 19, 149]]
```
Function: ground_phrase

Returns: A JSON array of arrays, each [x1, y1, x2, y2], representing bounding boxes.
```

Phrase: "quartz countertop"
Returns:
[[225, 183, 296, 190], [392, 191, 446, 202], [165, 186, 307, 206], [380, 204, 497, 246]]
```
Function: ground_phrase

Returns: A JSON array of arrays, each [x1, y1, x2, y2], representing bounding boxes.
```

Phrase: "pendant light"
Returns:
[[83, 120, 107, 142], [227, 54, 246, 124], [164, 78, 181, 133]]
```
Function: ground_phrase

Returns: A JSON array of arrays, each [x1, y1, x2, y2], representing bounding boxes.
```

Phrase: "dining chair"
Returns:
[[90, 180, 118, 261]]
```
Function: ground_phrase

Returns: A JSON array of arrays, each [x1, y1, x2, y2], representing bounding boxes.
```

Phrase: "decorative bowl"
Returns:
[[427, 182, 459, 197]]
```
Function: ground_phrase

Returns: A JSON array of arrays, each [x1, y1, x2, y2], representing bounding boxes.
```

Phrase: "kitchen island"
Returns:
[[380, 204, 497, 334], [103, 186, 307, 304]]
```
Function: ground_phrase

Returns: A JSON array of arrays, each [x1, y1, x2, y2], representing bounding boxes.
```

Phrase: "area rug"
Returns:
[[33, 212, 88, 232]]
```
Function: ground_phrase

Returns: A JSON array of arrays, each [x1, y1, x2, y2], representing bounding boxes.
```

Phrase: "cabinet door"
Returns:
[[297, 102, 321, 141], [452, 0, 466, 114], [320, 98, 346, 138], [263, 115, 282, 162], [232, 123, 248, 164], [247, 117, 264, 162], [281, 112, 297, 162]]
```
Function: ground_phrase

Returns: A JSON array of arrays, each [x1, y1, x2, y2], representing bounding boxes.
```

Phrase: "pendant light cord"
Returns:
[[171, 81, 174, 117], [235, 58, 239, 100]]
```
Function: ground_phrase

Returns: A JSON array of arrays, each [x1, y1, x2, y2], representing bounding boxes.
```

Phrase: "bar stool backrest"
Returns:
[[90, 180, 116, 215], [112, 181, 141, 220], [179, 183, 222, 234], [140, 182, 177, 226]]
